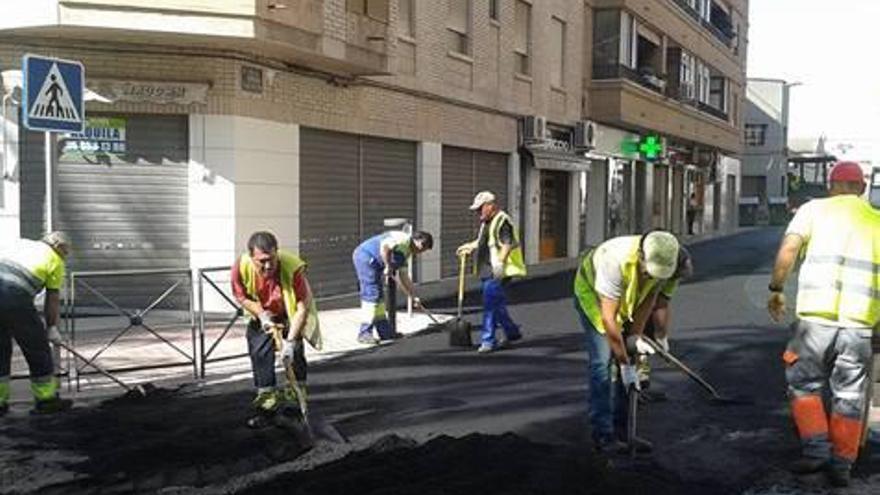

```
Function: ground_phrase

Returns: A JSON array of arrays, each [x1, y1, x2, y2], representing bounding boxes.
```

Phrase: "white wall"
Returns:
[[585, 159, 607, 247], [0, 98, 20, 248], [523, 165, 541, 265], [417, 142, 441, 282], [567, 170, 580, 257], [720, 155, 741, 232]]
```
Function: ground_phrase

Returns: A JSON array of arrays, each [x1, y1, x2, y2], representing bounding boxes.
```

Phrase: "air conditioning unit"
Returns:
[[521, 115, 547, 144], [573, 120, 597, 150]]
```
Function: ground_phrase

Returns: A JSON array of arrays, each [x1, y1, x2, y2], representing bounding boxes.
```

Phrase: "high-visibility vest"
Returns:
[[238, 250, 322, 350], [573, 236, 661, 334], [795, 195, 880, 328], [487, 210, 527, 278], [0, 239, 65, 297]]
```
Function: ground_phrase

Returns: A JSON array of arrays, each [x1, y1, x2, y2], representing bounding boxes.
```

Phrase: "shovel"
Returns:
[[57, 340, 154, 398], [448, 255, 473, 347], [642, 335, 752, 406]]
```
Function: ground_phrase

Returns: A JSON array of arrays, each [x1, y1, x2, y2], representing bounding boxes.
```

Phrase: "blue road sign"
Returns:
[[22, 54, 85, 133]]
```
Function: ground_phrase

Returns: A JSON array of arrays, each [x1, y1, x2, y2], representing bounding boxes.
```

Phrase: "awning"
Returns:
[[529, 148, 592, 172]]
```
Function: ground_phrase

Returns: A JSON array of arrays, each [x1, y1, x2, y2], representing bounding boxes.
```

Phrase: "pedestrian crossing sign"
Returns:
[[22, 54, 85, 133]]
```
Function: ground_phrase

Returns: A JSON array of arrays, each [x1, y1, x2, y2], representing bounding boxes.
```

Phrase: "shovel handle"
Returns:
[[642, 335, 724, 400], [457, 255, 467, 319]]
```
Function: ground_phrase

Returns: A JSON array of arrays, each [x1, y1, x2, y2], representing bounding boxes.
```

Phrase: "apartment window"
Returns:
[[447, 0, 470, 54], [679, 51, 695, 99], [697, 62, 710, 104], [514, 1, 531, 75], [709, 76, 727, 112], [550, 17, 565, 87], [698, 0, 712, 21], [348, 0, 390, 22], [619, 11, 637, 69], [745, 124, 767, 146], [397, 0, 414, 37], [490, 0, 500, 21]]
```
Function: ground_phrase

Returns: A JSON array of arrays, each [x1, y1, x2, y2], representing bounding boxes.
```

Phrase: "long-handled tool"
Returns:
[[626, 381, 640, 458], [448, 255, 473, 347], [642, 335, 752, 405], [56, 340, 152, 398]]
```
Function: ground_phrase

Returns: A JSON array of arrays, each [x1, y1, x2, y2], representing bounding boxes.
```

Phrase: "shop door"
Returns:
[[539, 170, 569, 260]]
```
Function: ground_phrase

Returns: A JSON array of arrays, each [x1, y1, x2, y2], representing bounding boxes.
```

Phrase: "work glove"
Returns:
[[281, 339, 296, 365], [491, 263, 505, 280], [620, 364, 641, 392], [47, 325, 63, 345], [456, 241, 477, 257], [412, 297, 423, 310], [767, 292, 787, 323], [258, 311, 276, 332], [654, 336, 670, 353], [634, 336, 656, 356]]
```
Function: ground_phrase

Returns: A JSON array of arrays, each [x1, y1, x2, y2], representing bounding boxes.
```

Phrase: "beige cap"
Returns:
[[469, 191, 496, 210], [642, 231, 679, 280]]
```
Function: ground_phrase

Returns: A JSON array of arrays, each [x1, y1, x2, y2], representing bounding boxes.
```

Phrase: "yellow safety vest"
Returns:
[[239, 250, 322, 350], [487, 211, 527, 278], [795, 195, 880, 328], [0, 239, 65, 296], [573, 236, 662, 334]]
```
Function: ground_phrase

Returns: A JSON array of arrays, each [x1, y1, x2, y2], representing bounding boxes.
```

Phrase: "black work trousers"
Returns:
[[246, 319, 307, 389]]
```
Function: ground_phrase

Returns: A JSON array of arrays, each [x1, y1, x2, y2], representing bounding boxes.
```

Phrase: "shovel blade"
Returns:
[[448, 319, 473, 347]]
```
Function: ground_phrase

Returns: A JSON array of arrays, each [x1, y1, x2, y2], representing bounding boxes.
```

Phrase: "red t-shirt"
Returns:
[[231, 257, 309, 319]]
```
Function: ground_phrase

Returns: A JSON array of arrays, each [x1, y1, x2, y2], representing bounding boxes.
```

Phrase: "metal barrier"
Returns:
[[197, 266, 247, 378], [65, 268, 197, 390]]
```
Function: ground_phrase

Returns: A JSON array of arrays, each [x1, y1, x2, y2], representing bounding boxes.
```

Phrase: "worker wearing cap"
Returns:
[[768, 161, 880, 487], [0, 232, 74, 416], [231, 231, 322, 428], [352, 230, 433, 345], [573, 231, 680, 454], [457, 191, 527, 353]]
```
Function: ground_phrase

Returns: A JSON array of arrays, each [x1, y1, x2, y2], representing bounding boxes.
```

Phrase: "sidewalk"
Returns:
[[6, 226, 762, 405]]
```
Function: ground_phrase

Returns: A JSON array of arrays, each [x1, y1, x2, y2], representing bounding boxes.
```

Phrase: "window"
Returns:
[[592, 10, 621, 74], [679, 51, 695, 99], [696, 61, 710, 103], [741, 176, 767, 198], [397, 0, 413, 37], [490, 0, 500, 21], [514, 1, 531, 75], [709, 76, 727, 112], [550, 17, 565, 87], [744, 124, 767, 146], [619, 11, 637, 69], [447, 0, 470, 54], [348, 0, 389, 22]]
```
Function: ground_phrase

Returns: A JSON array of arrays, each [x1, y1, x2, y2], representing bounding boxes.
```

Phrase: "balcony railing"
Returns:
[[697, 101, 729, 121], [593, 64, 666, 95], [670, 0, 735, 48]]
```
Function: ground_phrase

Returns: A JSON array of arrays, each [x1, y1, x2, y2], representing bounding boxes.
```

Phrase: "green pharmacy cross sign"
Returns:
[[639, 135, 663, 160]]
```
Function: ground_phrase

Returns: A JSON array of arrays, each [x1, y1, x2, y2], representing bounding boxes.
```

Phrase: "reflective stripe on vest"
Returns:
[[239, 250, 323, 350], [573, 236, 660, 334], [0, 240, 65, 294], [488, 211, 527, 278], [795, 195, 880, 328]]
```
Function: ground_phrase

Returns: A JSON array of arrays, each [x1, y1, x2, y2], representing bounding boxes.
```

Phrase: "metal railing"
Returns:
[[592, 64, 666, 95], [670, 0, 734, 48], [197, 266, 247, 379], [65, 268, 197, 391]]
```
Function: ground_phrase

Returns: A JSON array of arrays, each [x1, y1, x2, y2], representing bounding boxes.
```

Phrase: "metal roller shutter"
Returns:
[[300, 128, 417, 297], [53, 114, 190, 309], [300, 128, 360, 297], [440, 147, 508, 278]]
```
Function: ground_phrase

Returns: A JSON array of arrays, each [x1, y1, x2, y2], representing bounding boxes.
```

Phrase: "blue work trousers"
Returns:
[[480, 278, 521, 347], [573, 297, 626, 442]]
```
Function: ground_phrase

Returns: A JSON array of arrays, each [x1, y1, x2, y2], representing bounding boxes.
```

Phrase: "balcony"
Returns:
[[0, 0, 392, 76], [593, 64, 666, 95], [670, 0, 736, 48]]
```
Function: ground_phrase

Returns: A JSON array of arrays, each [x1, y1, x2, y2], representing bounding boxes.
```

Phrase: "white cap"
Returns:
[[469, 191, 496, 210], [642, 231, 679, 280]]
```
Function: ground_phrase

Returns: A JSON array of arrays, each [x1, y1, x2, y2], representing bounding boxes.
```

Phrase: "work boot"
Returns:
[[357, 332, 379, 345], [247, 390, 280, 429], [594, 437, 629, 455], [638, 388, 668, 404], [30, 397, 72, 415], [827, 460, 851, 487], [477, 343, 494, 354], [788, 456, 828, 474]]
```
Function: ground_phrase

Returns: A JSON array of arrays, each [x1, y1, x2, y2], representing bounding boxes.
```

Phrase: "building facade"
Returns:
[[0, 0, 747, 305], [740, 78, 790, 225]]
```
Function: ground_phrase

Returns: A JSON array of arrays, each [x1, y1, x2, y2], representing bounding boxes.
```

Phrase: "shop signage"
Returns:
[[62, 117, 127, 154], [89, 79, 209, 105]]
